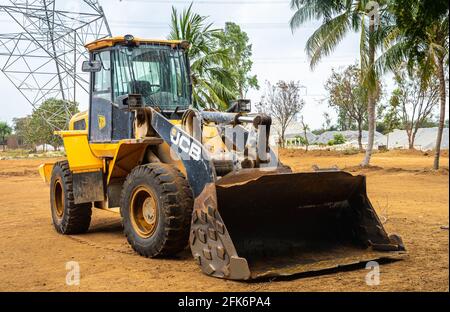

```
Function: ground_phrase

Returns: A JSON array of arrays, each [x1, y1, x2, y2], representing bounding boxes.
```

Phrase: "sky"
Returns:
[[0, 0, 448, 130]]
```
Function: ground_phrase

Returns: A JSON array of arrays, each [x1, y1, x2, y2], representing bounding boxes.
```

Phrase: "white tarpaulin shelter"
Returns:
[[314, 130, 387, 146], [387, 128, 449, 150], [272, 120, 449, 150]]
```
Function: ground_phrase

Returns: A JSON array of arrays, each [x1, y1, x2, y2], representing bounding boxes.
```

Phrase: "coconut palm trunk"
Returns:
[[362, 96, 376, 166], [361, 22, 376, 167], [434, 56, 447, 170], [357, 119, 363, 152]]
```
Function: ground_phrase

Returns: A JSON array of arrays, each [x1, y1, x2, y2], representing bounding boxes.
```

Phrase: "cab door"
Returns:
[[89, 50, 113, 143]]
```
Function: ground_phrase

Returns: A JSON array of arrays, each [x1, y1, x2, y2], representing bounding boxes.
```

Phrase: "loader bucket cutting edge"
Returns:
[[189, 170, 406, 280]]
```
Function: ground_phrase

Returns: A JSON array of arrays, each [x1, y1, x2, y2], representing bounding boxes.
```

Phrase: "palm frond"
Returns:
[[305, 11, 352, 69], [290, 0, 345, 31], [168, 3, 238, 109], [374, 40, 408, 75]]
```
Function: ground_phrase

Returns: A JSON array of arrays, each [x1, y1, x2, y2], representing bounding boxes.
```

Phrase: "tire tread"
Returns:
[[120, 163, 193, 257], [51, 161, 92, 234]]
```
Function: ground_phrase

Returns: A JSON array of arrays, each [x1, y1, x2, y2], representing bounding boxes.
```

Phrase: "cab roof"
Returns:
[[85, 36, 189, 52]]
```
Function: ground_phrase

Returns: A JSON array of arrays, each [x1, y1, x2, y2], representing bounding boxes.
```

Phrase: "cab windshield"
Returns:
[[113, 44, 190, 110]]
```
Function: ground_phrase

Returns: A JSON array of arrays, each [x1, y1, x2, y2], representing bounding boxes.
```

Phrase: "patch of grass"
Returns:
[[342, 148, 360, 155], [0, 149, 31, 158], [0, 149, 65, 159]]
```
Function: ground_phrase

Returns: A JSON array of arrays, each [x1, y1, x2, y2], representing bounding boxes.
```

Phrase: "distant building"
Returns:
[[6, 135, 20, 149]]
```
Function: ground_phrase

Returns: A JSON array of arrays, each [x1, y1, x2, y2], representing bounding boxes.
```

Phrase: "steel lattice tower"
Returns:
[[0, 0, 111, 129]]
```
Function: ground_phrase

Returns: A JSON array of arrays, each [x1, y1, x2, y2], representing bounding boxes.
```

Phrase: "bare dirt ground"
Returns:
[[0, 150, 448, 292]]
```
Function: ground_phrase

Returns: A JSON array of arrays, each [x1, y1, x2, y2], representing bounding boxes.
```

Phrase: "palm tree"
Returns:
[[0, 121, 12, 151], [290, 0, 387, 167], [376, 2, 448, 169], [429, 19, 450, 170], [168, 4, 237, 109]]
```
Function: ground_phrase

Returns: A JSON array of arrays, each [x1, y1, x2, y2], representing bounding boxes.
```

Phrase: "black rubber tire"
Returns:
[[120, 163, 194, 257], [50, 161, 92, 234]]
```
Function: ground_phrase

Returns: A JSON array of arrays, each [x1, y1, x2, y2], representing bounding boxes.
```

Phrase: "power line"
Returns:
[[119, 0, 289, 4], [106, 20, 312, 30], [0, 15, 307, 29], [253, 56, 358, 64]]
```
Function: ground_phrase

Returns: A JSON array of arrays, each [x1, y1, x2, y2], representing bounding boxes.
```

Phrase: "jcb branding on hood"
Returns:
[[170, 128, 202, 161]]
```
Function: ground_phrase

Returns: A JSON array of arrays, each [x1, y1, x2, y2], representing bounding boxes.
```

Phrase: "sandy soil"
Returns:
[[0, 150, 448, 292]]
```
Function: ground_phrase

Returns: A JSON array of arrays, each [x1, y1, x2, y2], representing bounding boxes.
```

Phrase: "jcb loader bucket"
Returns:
[[190, 170, 406, 280]]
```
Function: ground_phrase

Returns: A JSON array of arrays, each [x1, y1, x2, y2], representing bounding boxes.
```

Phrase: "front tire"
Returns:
[[50, 161, 92, 234], [120, 163, 193, 257]]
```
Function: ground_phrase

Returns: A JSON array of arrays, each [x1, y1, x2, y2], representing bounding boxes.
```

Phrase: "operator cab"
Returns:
[[83, 35, 191, 143]]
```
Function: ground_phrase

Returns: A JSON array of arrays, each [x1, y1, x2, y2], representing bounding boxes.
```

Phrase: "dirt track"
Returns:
[[0, 150, 448, 291]]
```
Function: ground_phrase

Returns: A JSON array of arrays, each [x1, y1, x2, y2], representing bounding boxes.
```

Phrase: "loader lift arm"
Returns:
[[148, 108, 406, 280], [149, 107, 257, 280]]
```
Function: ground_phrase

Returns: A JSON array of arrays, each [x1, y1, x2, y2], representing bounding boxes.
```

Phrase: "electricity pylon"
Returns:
[[0, 0, 111, 129]]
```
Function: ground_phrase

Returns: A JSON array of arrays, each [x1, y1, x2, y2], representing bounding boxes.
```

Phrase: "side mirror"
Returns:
[[82, 60, 102, 73]]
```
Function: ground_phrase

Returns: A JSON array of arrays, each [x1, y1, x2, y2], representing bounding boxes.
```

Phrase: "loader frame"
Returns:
[[39, 35, 406, 281], [39, 106, 257, 279]]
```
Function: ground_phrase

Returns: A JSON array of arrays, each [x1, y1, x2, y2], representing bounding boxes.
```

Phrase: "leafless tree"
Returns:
[[390, 67, 440, 149], [258, 81, 305, 148]]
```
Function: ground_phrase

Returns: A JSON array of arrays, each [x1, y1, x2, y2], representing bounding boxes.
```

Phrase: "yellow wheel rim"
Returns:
[[130, 186, 158, 238], [53, 179, 64, 218]]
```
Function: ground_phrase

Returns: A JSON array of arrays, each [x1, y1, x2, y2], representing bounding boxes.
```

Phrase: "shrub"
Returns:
[[328, 134, 347, 146]]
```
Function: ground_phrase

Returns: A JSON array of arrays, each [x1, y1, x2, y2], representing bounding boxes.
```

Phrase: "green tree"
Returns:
[[382, 0, 448, 168], [13, 117, 35, 149], [29, 99, 78, 151], [290, 0, 389, 166], [377, 102, 401, 148], [0, 121, 12, 151], [216, 22, 259, 99], [168, 4, 237, 109], [325, 64, 382, 151]]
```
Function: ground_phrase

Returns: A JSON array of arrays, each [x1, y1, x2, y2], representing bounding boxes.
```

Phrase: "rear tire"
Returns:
[[120, 163, 193, 257], [50, 161, 92, 234]]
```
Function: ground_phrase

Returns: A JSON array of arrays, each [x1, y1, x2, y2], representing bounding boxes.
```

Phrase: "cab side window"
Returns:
[[90, 50, 113, 143], [93, 51, 112, 101]]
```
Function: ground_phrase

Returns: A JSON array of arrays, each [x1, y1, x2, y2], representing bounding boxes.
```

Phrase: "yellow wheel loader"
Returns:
[[39, 35, 406, 280]]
